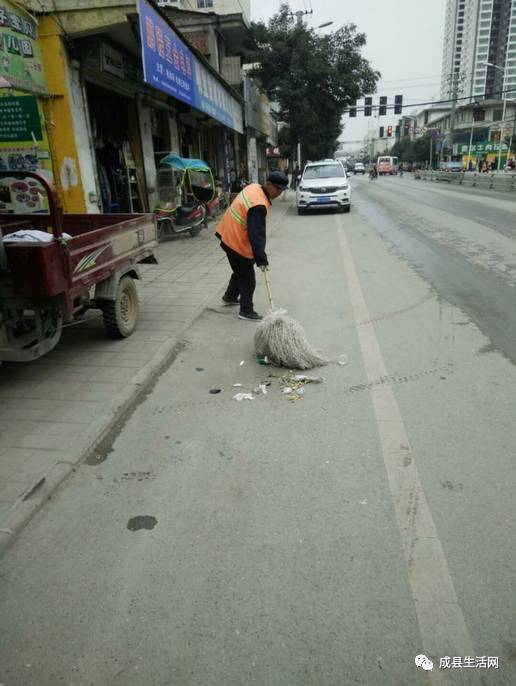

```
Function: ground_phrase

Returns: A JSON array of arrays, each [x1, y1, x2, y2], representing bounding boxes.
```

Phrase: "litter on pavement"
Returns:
[[233, 393, 254, 401], [253, 384, 268, 395], [278, 374, 324, 402]]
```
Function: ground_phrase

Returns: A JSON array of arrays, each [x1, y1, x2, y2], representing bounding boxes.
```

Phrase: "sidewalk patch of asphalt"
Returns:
[[85, 339, 187, 466]]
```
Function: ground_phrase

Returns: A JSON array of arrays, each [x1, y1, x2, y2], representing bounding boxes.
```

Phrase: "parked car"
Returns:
[[297, 160, 351, 214], [439, 161, 463, 172], [354, 162, 365, 174]]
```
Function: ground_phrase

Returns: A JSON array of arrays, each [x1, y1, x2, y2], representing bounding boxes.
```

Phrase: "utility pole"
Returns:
[[508, 104, 516, 167], [293, 9, 313, 24], [448, 71, 460, 161]]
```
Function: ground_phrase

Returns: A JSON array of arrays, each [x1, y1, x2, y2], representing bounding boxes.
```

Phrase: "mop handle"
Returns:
[[261, 267, 274, 311]]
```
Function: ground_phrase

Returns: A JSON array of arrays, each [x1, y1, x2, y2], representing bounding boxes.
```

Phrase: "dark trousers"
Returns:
[[221, 243, 256, 314]]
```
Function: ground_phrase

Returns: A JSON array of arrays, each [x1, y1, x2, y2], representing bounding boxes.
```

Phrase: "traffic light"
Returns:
[[379, 96, 387, 116], [379, 126, 384, 138], [387, 126, 393, 137], [349, 101, 357, 117], [394, 95, 403, 114], [364, 97, 372, 117]]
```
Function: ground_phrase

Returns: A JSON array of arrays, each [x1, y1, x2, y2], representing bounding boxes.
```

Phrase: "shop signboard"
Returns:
[[101, 43, 126, 80], [137, 0, 243, 134], [0, 0, 47, 95], [458, 142, 509, 154], [243, 78, 276, 143], [0, 95, 52, 213], [0, 95, 42, 141]]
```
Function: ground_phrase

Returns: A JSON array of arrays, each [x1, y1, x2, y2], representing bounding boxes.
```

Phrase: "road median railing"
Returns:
[[418, 170, 516, 193]]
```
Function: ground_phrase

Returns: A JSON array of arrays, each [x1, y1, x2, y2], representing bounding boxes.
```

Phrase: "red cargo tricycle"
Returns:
[[0, 172, 157, 362]]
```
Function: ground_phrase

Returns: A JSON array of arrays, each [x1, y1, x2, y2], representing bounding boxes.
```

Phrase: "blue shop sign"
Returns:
[[137, 0, 243, 133]]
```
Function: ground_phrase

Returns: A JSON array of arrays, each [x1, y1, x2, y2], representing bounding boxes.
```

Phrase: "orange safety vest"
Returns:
[[216, 184, 271, 259]]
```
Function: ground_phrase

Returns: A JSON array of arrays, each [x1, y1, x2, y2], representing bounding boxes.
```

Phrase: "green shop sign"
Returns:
[[0, 0, 48, 94], [0, 96, 43, 141], [459, 141, 509, 154]]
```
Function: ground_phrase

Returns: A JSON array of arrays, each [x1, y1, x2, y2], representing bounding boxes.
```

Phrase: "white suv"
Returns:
[[296, 160, 351, 214]]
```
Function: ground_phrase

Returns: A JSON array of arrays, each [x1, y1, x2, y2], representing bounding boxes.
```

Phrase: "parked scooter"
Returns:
[[205, 180, 226, 219], [155, 154, 215, 239]]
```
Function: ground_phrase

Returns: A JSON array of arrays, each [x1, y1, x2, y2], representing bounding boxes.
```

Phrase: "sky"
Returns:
[[250, 0, 448, 152]]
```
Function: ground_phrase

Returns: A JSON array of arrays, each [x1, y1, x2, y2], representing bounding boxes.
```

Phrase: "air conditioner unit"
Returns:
[[157, 0, 181, 7]]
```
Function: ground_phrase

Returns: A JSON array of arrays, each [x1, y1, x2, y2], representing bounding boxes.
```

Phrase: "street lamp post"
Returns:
[[467, 102, 480, 170], [483, 61, 507, 171]]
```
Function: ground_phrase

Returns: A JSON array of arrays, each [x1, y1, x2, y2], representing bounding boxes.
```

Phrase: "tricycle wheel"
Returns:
[[189, 226, 202, 237], [157, 218, 172, 242], [103, 276, 138, 338]]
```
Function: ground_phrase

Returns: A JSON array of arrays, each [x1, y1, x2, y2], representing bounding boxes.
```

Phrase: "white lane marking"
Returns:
[[335, 214, 480, 684]]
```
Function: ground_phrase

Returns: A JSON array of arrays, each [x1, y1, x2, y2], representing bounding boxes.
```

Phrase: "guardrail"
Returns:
[[418, 170, 516, 193]]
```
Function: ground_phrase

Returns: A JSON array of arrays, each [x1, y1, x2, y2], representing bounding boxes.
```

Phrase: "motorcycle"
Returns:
[[205, 180, 227, 219], [155, 154, 215, 240]]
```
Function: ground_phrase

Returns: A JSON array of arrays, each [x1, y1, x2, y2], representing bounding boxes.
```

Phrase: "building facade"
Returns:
[[410, 100, 515, 167], [158, 0, 251, 25], [441, 0, 516, 100], [11, 0, 247, 213], [0, 0, 57, 214]]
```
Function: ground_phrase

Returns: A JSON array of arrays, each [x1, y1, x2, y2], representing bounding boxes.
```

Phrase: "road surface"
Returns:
[[1, 176, 515, 685]]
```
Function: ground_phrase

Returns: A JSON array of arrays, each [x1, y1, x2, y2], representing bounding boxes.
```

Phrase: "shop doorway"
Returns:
[[85, 83, 146, 213]]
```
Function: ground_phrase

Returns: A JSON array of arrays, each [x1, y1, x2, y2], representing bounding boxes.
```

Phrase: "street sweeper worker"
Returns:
[[216, 171, 289, 321]]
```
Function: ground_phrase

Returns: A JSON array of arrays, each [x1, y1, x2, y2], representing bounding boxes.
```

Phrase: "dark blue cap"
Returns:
[[267, 171, 289, 190]]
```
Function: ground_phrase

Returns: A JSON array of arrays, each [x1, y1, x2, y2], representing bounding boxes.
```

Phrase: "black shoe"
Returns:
[[222, 295, 239, 306], [238, 311, 263, 321]]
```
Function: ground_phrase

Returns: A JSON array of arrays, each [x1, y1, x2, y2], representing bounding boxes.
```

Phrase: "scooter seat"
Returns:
[[179, 204, 197, 215]]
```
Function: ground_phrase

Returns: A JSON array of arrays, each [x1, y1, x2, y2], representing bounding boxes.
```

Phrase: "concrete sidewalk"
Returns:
[[0, 198, 292, 553]]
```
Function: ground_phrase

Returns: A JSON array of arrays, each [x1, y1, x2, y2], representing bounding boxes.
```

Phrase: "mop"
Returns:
[[254, 268, 327, 370]]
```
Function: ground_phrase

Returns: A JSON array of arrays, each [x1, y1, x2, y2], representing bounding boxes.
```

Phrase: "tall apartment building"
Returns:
[[158, 0, 251, 25], [441, 0, 516, 100]]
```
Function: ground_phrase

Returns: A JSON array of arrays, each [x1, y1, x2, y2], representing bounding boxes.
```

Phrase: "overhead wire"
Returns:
[[349, 86, 516, 114]]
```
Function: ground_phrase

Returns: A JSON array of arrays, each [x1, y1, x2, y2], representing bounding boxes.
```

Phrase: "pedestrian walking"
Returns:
[[216, 171, 289, 321], [291, 166, 301, 190]]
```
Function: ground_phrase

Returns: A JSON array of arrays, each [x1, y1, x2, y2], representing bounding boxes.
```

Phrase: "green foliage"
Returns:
[[248, 3, 380, 162], [390, 133, 432, 163]]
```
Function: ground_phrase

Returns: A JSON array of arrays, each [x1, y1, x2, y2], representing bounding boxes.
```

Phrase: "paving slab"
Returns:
[[0, 202, 291, 554]]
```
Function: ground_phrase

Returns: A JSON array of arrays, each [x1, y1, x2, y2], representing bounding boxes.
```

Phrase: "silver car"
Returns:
[[296, 160, 351, 215]]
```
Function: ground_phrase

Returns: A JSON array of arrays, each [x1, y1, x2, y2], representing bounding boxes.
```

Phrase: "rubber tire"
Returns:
[[102, 276, 139, 338], [157, 218, 175, 242], [343, 205, 351, 213], [297, 207, 305, 215]]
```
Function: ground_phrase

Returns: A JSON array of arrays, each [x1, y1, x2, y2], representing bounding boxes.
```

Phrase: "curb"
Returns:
[[0, 201, 293, 558]]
